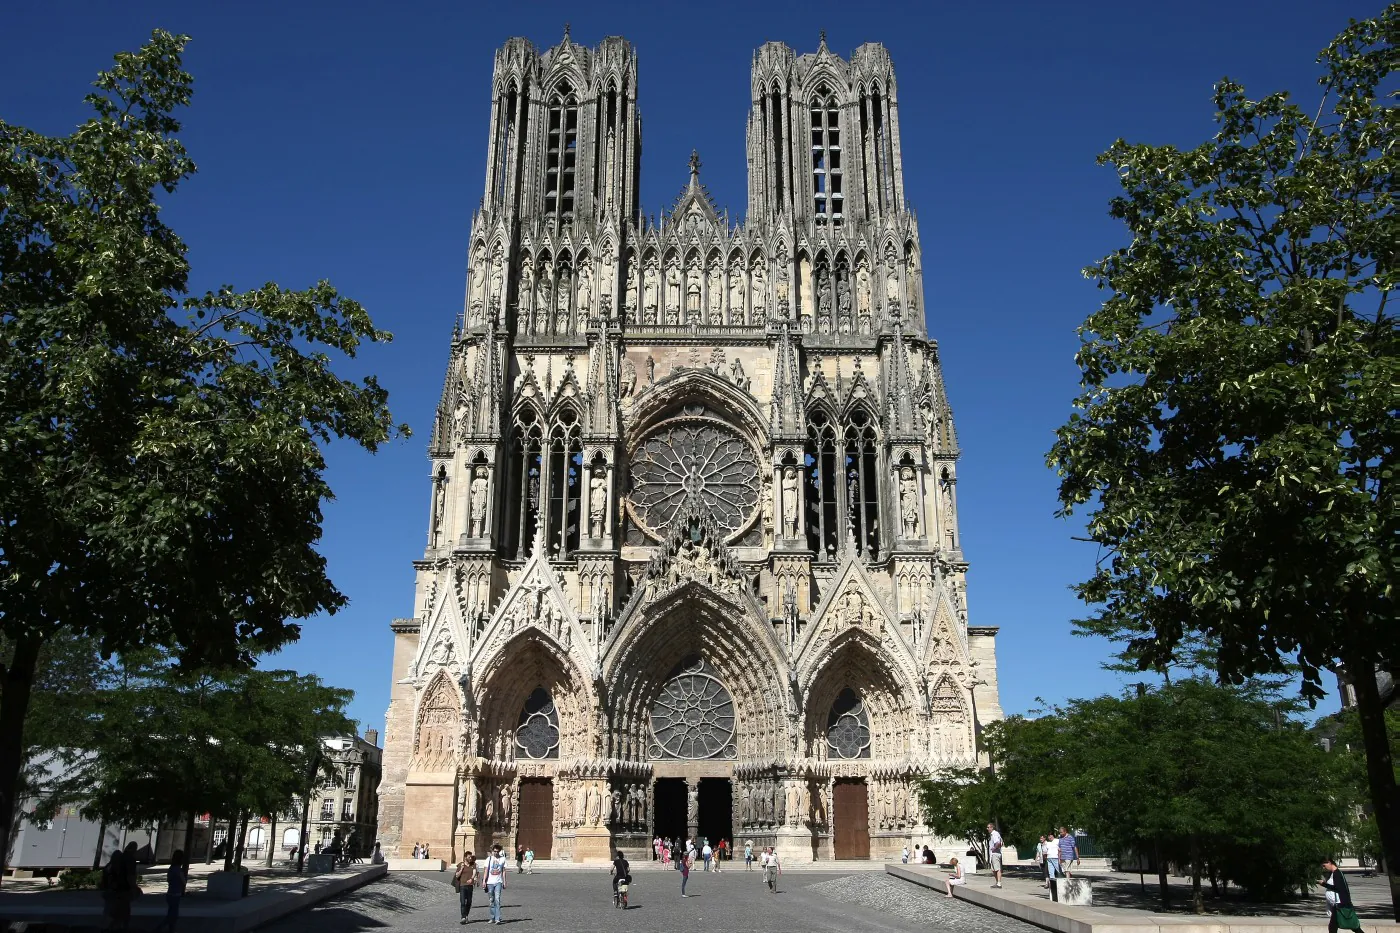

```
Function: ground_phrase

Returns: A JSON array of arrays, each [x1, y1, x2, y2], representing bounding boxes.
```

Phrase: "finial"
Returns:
[[688, 149, 701, 183], [564, 22, 571, 41], [819, 29, 828, 49]]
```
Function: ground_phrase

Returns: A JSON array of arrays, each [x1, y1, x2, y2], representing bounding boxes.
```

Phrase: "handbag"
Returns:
[[1335, 907, 1362, 931]]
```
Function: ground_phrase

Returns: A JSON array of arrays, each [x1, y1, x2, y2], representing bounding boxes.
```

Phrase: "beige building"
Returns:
[[378, 31, 1001, 864]]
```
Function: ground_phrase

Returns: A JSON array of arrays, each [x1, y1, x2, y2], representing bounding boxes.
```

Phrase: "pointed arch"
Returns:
[[412, 669, 463, 771], [475, 627, 593, 762], [801, 630, 913, 760]]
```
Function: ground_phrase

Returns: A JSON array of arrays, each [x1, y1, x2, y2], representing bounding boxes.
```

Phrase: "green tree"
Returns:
[[0, 31, 406, 866], [79, 657, 352, 868], [1046, 5, 1398, 913]]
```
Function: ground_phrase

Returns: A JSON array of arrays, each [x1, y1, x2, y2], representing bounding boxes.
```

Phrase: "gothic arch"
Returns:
[[475, 628, 594, 762], [628, 367, 768, 451], [411, 669, 463, 772], [801, 631, 914, 761], [603, 582, 791, 761]]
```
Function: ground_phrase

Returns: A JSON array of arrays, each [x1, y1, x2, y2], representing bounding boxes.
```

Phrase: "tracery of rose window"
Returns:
[[627, 418, 760, 541]]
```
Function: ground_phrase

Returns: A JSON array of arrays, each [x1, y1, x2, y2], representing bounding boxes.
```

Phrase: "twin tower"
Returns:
[[378, 30, 1001, 864]]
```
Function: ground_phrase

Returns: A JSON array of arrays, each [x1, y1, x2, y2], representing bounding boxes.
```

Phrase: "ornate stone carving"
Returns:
[[628, 420, 759, 540], [648, 657, 736, 760]]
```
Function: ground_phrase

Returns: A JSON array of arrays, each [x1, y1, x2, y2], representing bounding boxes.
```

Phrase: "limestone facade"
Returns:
[[377, 30, 1001, 863]]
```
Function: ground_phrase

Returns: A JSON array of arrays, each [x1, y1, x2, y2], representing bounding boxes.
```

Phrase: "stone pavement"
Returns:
[[258, 866, 1046, 932], [891, 863, 1400, 933]]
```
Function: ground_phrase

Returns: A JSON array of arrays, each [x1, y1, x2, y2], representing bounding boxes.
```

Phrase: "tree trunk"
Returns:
[[0, 634, 42, 889], [204, 816, 215, 864], [92, 820, 109, 870], [223, 810, 239, 872], [1348, 654, 1400, 921], [297, 749, 319, 874], [265, 813, 277, 868], [233, 813, 249, 869], [1155, 839, 1170, 909]]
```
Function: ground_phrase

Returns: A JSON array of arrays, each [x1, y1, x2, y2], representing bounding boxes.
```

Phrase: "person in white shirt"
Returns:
[[762, 847, 781, 893], [986, 823, 1004, 888], [945, 857, 966, 897], [902, 845, 910, 864], [483, 844, 509, 924]]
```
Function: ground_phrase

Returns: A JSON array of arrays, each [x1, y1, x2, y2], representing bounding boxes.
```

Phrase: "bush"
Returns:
[[57, 868, 103, 890]]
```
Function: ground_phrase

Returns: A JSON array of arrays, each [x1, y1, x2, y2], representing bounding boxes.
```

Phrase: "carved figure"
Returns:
[[885, 251, 901, 305], [761, 476, 773, 539], [898, 465, 919, 537], [646, 355, 656, 385], [776, 265, 790, 313], [555, 274, 570, 334], [785, 782, 801, 826], [625, 264, 639, 314], [469, 467, 489, 538], [588, 465, 608, 539], [500, 782, 512, 828], [730, 358, 750, 391], [619, 358, 636, 398], [428, 630, 454, 666], [577, 265, 593, 319], [781, 466, 799, 538], [750, 261, 766, 315], [728, 264, 744, 321], [687, 784, 699, 824], [665, 263, 681, 318], [431, 473, 447, 547], [490, 261, 504, 321]]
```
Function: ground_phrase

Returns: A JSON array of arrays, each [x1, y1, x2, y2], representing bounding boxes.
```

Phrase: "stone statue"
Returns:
[[776, 265, 790, 313], [750, 262, 766, 316], [469, 466, 489, 538], [740, 784, 752, 824], [428, 630, 453, 666], [785, 782, 800, 827], [588, 465, 608, 539], [686, 270, 702, 324], [665, 263, 681, 318], [781, 466, 799, 538], [555, 274, 570, 334], [619, 358, 637, 398], [490, 261, 504, 321], [837, 276, 853, 333], [520, 264, 536, 333], [730, 358, 750, 391], [761, 476, 774, 540], [686, 784, 699, 825], [538, 278, 553, 333], [885, 251, 900, 305], [898, 465, 919, 537], [431, 473, 447, 547], [728, 264, 744, 321], [573, 783, 587, 824], [646, 355, 656, 385], [941, 478, 957, 547], [577, 265, 593, 319], [706, 266, 722, 322], [643, 266, 658, 321], [856, 263, 872, 316], [500, 782, 512, 828], [625, 264, 639, 315], [586, 783, 602, 826], [610, 787, 623, 824]]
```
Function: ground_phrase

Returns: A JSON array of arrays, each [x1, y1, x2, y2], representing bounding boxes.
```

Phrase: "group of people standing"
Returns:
[[652, 835, 732, 869], [98, 842, 188, 932], [1034, 827, 1080, 887], [409, 841, 433, 860]]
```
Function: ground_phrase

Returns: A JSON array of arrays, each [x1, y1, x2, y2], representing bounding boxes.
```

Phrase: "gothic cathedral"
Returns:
[[377, 31, 1002, 863]]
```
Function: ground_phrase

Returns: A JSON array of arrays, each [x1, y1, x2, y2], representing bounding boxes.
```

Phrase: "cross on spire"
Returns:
[[563, 22, 571, 41], [819, 29, 828, 48]]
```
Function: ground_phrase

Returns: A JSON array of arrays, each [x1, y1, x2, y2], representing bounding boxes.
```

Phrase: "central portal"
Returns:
[[697, 777, 733, 849]]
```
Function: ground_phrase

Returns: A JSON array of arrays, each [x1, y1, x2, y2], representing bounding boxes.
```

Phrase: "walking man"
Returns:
[[453, 854, 477, 924], [484, 844, 509, 924], [1056, 827, 1078, 878], [987, 823, 1004, 888], [702, 840, 713, 871], [763, 846, 781, 894]]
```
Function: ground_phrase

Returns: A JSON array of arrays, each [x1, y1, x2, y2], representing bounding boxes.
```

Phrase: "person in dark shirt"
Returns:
[[1321, 858, 1363, 933], [153, 849, 187, 933], [612, 850, 632, 908]]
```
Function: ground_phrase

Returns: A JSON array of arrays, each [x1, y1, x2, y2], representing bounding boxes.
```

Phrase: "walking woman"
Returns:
[[153, 849, 187, 933], [678, 843, 694, 897], [1322, 857, 1364, 933], [453, 854, 478, 925]]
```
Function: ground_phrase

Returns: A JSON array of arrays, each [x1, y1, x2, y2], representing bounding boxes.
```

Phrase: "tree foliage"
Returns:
[[919, 680, 1353, 909], [0, 30, 406, 865], [1046, 5, 1398, 913]]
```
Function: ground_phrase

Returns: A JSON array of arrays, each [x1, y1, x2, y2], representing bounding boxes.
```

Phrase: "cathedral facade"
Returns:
[[377, 31, 1002, 863]]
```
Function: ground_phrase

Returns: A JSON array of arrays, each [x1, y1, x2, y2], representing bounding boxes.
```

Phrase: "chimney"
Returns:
[[363, 728, 379, 747]]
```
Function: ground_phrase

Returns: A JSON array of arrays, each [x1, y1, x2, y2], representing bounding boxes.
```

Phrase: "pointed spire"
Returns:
[[769, 321, 805, 441], [689, 149, 702, 186]]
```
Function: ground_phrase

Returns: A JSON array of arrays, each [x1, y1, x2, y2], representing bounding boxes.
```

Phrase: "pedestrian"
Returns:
[[661, 840, 670, 866], [370, 842, 386, 865], [524, 847, 535, 873], [612, 850, 632, 909], [152, 848, 186, 933], [763, 846, 781, 894], [1321, 857, 1364, 933], [921, 845, 936, 865], [901, 845, 910, 864], [987, 822, 1004, 888], [744, 839, 754, 870], [1035, 835, 1050, 888], [424, 842, 431, 861], [713, 839, 723, 873], [654, 835, 662, 861], [1045, 832, 1061, 879], [484, 843, 509, 924], [516, 843, 525, 874], [944, 857, 966, 898], [453, 854, 478, 925], [101, 842, 140, 931], [679, 842, 694, 897], [1056, 827, 1078, 878], [702, 840, 713, 871]]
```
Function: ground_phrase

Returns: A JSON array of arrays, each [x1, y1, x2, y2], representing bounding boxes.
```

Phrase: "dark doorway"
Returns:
[[517, 778, 554, 859], [653, 778, 687, 843], [698, 778, 733, 850], [833, 778, 870, 859]]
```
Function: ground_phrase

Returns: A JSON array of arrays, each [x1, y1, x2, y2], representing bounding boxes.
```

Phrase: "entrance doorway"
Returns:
[[516, 778, 553, 859], [833, 779, 870, 859], [697, 778, 732, 850], [653, 778, 687, 844]]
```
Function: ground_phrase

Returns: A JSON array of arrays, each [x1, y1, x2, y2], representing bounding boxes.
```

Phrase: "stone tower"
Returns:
[[377, 31, 1001, 864]]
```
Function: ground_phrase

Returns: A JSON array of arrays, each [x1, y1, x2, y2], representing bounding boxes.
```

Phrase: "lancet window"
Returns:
[[806, 406, 882, 559], [545, 407, 583, 558], [501, 404, 584, 560], [545, 84, 578, 222], [500, 406, 543, 559], [810, 88, 843, 224]]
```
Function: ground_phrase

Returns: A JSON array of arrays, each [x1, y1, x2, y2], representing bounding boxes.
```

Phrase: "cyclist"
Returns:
[[611, 850, 632, 908]]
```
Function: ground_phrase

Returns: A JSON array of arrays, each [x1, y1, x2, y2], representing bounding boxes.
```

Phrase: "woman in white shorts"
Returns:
[[945, 857, 966, 897]]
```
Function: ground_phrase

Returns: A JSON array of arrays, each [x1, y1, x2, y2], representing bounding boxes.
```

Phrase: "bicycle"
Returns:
[[614, 880, 629, 909]]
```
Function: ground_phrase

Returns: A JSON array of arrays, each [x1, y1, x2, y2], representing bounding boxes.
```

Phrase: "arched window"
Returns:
[[806, 406, 881, 558], [546, 407, 583, 557], [827, 687, 871, 759], [500, 407, 543, 559], [545, 83, 578, 221], [515, 687, 560, 759], [810, 88, 842, 224]]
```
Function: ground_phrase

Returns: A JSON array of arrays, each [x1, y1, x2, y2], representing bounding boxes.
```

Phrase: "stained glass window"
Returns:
[[515, 687, 560, 759]]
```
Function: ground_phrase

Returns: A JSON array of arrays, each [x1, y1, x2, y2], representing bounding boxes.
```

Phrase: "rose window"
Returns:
[[515, 687, 560, 759], [648, 657, 736, 760], [826, 687, 871, 759], [628, 419, 759, 540]]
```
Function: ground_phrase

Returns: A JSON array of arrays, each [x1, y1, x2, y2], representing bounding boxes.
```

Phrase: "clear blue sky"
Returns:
[[2, 0, 1363, 736]]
